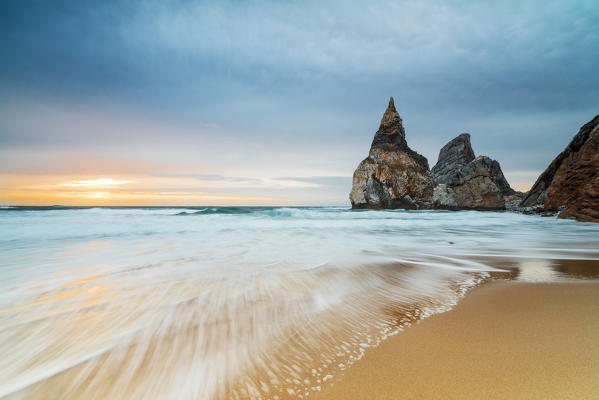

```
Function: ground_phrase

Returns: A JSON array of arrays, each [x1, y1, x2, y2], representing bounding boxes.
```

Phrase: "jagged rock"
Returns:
[[349, 97, 434, 209], [431, 133, 515, 210], [431, 133, 475, 185], [504, 191, 526, 211], [521, 115, 599, 222]]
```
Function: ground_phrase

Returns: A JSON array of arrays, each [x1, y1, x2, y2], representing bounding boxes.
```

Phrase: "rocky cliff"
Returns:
[[349, 98, 434, 209], [520, 115, 599, 222], [431, 133, 515, 210]]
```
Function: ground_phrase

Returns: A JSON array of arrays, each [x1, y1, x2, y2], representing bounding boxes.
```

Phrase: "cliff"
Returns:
[[521, 115, 599, 222]]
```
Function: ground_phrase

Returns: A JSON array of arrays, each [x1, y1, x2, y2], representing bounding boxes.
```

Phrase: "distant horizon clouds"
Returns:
[[1, 0, 598, 205]]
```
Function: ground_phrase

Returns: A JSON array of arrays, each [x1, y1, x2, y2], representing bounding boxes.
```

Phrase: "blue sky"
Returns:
[[1, 0, 598, 205]]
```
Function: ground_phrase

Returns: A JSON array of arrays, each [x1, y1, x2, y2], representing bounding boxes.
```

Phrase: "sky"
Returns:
[[1, 0, 598, 206]]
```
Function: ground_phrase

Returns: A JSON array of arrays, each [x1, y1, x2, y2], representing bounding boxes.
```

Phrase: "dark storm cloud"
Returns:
[[2, 0, 596, 109], [1, 0, 598, 202]]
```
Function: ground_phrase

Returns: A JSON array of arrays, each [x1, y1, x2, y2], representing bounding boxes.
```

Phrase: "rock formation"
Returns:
[[349, 98, 434, 209], [431, 133, 515, 210], [520, 115, 599, 222]]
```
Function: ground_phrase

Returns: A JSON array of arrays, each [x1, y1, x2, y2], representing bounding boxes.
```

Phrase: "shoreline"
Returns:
[[3, 206, 599, 399], [312, 279, 599, 400]]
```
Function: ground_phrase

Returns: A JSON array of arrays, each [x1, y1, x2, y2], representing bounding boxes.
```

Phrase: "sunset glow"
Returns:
[[0, 172, 305, 206], [62, 179, 135, 188], [1, 169, 532, 206]]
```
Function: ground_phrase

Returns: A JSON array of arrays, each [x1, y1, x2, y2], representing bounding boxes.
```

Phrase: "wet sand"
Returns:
[[313, 280, 599, 400]]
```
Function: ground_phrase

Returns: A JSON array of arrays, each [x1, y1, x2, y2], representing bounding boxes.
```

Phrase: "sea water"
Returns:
[[1, 207, 598, 399]]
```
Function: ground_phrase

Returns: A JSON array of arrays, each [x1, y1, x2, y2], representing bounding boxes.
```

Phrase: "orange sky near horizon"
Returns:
[[0, 174, 310, 206], [0, 172, 533, 206]]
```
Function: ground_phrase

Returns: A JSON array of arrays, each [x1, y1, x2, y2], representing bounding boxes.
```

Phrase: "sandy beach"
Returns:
[[313, 280, 599, 400]]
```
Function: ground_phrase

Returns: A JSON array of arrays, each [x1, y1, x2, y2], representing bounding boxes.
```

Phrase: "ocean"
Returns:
[[1, 206, 599, 399]]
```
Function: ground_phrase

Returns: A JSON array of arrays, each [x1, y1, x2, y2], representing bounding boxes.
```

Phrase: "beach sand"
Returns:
[[313, 280, 599, 400]]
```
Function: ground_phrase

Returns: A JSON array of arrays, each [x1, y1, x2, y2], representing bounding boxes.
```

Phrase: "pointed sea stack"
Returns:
[[431, 133, 515, 210], [349, 97, 434, 209], [520, 115, 599, 222]]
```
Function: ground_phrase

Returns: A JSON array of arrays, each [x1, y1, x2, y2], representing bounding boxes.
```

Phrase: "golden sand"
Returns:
[[313, 281, 599, 400]]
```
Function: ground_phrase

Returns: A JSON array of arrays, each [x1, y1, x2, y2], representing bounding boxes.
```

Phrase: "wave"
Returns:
[[0, 260, 488, 399], [175, 207, 263, 215]]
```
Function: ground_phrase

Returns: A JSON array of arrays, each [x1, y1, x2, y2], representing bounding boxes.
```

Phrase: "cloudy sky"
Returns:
[[1, 0, 598, 205]]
